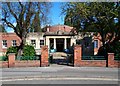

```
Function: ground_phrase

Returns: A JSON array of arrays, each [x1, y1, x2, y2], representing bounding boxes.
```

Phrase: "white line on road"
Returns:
[[1, 77, 119, 82]]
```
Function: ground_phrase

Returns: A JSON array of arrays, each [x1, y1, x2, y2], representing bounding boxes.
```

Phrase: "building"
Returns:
[[0, 33, 21, 56], [0, 25, 101, 56]]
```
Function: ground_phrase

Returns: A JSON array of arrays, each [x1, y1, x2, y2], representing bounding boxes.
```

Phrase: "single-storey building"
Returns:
[[0, 25, 101, 56]]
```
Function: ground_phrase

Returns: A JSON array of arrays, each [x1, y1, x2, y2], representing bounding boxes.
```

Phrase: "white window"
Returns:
[[94, 40, 98, 48], [40, 40, 44, 47], [31, 40, 36, 47], [12, 40, 17, 46], [2, 40, 7, 48]]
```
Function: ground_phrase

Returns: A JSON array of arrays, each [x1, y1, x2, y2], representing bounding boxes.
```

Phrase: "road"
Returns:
[[0, 64, 120, 84]]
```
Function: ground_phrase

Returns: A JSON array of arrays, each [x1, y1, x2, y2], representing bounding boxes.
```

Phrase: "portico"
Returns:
[[45, 36, 76, 52], [43, 25, 76, 52]]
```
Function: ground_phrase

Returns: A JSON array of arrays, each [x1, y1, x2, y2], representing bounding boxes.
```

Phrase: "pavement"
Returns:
[[0, 64, 120, 84]]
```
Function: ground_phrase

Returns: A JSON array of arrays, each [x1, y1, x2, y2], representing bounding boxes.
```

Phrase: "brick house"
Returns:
[[0, 33, 21, 56]]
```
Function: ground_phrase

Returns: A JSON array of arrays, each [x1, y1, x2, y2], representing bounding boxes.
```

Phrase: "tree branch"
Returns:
[[7, 2, 18, 20]]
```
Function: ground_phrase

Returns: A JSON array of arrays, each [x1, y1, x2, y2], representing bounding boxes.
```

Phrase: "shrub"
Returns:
[[22, 45, 36, 60], [6, 46, 18, 57], [6, 45, 36, 60], [0, 56, 8, 61]]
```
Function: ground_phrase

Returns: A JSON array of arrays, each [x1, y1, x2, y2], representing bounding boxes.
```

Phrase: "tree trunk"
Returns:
[[17, 37, 26, 56]]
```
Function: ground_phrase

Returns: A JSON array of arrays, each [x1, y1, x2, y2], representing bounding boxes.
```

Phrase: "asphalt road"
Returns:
[[0, 64, 120, 84]]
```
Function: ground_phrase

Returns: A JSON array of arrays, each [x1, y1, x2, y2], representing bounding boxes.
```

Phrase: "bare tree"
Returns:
[[1, 2, 52, 56]]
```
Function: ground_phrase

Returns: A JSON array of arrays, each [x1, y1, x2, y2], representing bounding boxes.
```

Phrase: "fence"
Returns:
[[114, 56, 120, 60], [0, 45, 120, 68], [16, 56, 40, 60], [82, 56, 106, 60], [74, 45, 120, 68], [0, 56, 8, 61], [0, 46, 49, 68]]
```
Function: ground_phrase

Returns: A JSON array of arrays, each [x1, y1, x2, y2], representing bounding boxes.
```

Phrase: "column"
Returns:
[[45, 38, 49, 49], [64, 38, 67, 49], [54, 38, 56, 49]]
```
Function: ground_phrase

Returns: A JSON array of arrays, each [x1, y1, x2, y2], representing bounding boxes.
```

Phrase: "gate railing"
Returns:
[[114, 56, 120, 60], [82, 56, 106, 60], [0, 56, 8, 61], [16, 56, 40, 60]]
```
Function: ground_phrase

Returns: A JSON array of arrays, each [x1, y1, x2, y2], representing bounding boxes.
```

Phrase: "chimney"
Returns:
[[64, 26, 65, 32], [47, 27, 49, 32]]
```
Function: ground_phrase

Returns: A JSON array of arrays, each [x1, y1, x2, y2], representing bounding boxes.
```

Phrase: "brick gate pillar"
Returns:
[[8, 53, 15, 68], [108, 53, 114, 67], [74, 45, 82, 67], [41, 46, 49, 67]]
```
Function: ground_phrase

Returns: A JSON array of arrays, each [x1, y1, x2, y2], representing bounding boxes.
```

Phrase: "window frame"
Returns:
[[31, 40, 36, 48], [12, 40, 17, 47], [94, 40, 98, 48], [40, 40, 44, 47], [2, 40, 7, 48]]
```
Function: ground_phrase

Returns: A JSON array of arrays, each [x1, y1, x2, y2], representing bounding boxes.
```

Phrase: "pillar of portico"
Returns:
[[54, 38, 56, 49], [46, 38, 50, 49], [64, 38, 67, 49]]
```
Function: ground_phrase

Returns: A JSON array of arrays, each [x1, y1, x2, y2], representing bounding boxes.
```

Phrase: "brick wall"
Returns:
[[0, 61, 8, 68], [108, 53, 120, 68], [74, 45, 120, 68], [0, 53, 41, 68], [15, 61, 40, 67], [0, 46, 50, 68]]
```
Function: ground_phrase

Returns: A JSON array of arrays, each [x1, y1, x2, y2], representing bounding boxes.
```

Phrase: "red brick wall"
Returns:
[[0, 61, 8, 68], [108, 53, 120, 68], [15, 61, 40, 67], [0, 61, 40, 68], [78, 60, 106, 67], [0, 53, 41, 68], [113, 61, 120, 67], [74, 45, 120, 68]]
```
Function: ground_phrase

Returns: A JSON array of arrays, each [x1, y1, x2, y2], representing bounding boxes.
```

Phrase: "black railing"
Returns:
[[114, 56, 120, 60], [82, 56, 106, 60], [16, 56, 40, 60], [0, 56, 8, 61]]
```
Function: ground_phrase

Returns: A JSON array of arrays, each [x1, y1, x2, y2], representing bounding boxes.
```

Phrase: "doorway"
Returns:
[[56, 38, 64, 52]]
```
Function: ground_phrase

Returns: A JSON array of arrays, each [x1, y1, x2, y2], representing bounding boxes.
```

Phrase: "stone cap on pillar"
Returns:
[[74, 45, 82, 49], [74, 45, 82, 46], [8, 53, 16, 55], [108, 53, 114, 54], [108, 53, 114, 55]]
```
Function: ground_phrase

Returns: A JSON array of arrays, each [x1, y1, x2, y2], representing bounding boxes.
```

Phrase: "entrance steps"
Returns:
[[52, 52, 67, 59]]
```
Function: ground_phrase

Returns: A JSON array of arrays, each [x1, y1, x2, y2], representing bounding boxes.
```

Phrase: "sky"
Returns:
[[5, 2, 65, 32], [49, 2, 65, 26]]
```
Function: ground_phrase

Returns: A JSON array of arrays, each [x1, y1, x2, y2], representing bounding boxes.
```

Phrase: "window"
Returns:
[[2, 40, 7, 48], [31, 40, 36, 47], [40, 40, 44, 47], [12, 40, 17, 46], [94, 40, 98, 48]]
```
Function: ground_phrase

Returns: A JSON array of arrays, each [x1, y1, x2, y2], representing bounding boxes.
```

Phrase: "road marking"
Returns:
[[1, 77, 119, 82]]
